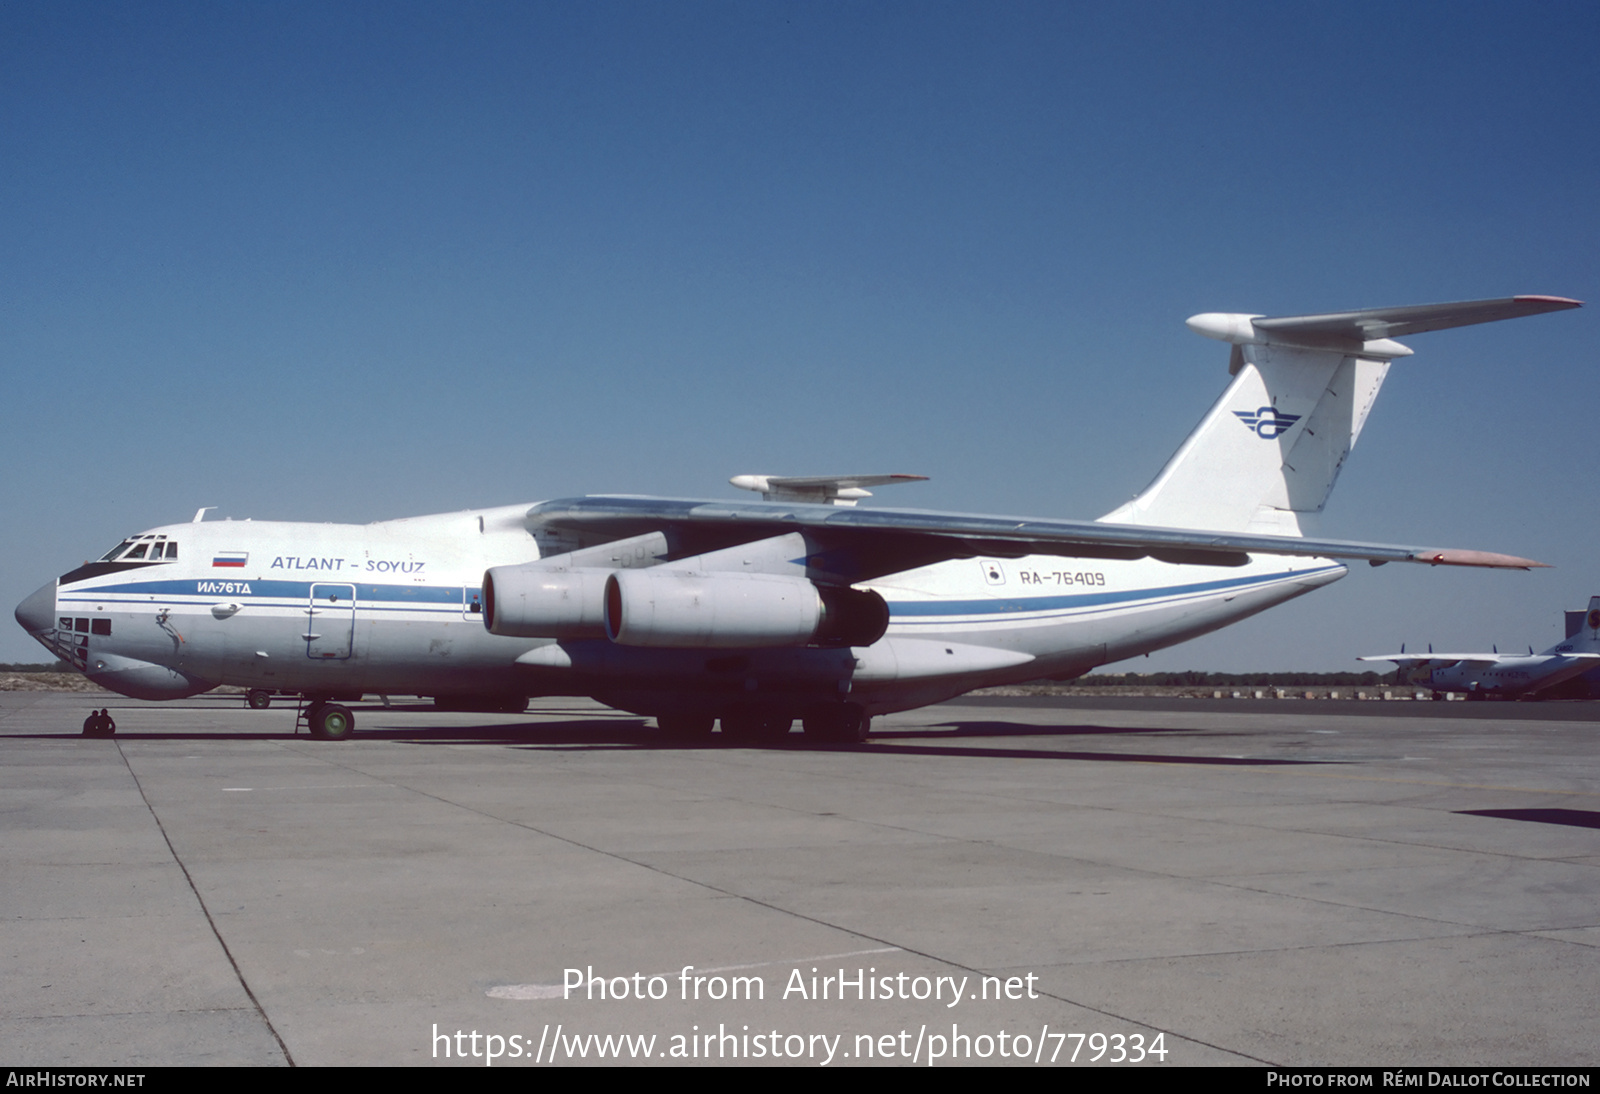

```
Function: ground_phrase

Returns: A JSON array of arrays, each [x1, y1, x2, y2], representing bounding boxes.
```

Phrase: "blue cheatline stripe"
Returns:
[[60, 565, 1337, 619], [56, 596, 475, 618], [884, 566, 1340, 618], [61, 578, 478, 604]]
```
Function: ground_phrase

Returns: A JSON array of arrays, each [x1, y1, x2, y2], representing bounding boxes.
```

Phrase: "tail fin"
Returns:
[[1100, 296, 1580, 535], [1553, 596, 1600, 653]]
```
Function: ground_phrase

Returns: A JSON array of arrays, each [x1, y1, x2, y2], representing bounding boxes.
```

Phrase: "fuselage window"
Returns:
[[91, 619, 111, 636], [164, 542, 178, 559]]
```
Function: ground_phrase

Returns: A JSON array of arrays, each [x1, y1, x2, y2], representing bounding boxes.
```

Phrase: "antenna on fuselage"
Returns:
[[193, 507, 216, 523]]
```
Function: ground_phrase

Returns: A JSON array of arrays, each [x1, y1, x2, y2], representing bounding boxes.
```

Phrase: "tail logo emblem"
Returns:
[[1234, 406, 1301, 439]]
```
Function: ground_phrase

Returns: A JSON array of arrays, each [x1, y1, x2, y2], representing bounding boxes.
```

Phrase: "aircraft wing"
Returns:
[[1359, 653, 1600, 664], [527, 496, 1547, 582], [1360, 655, 1478, 669]]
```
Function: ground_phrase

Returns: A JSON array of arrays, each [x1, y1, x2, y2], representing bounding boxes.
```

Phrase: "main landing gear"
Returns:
[[301, 700, 355, 740], [653, 704, 870, 746], [802, 704, 870, 744]]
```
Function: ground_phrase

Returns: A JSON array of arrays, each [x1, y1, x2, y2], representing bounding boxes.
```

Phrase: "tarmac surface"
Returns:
[[3, 690, 1598, 1067]]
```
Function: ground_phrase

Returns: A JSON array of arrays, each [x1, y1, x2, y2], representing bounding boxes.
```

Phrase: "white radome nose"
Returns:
[[15, 580, 57, 636]]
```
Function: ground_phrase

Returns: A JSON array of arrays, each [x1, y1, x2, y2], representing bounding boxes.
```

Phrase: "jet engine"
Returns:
[[482, 564, 611, 638], [604, 569, 888, 649]]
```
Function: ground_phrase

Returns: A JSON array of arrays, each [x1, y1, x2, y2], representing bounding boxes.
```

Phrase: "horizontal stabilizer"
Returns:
[[1253, 295, 1581, 344], [731, 473, 929, 507], [1188, 296, 1582, 353]]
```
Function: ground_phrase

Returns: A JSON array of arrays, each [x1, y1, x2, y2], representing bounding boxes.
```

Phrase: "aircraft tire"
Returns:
[[247, 689, 272, 710], [310, 703, 355, 741], [656, 713, 714, 739]]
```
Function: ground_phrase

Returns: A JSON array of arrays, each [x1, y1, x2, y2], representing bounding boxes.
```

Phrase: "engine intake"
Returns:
[[604, 569, 888, 649], [482, 564, 610, 638]]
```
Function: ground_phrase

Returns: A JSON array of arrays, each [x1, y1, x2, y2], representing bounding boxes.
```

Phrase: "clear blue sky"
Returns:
[[4, 1, 1596, 669]]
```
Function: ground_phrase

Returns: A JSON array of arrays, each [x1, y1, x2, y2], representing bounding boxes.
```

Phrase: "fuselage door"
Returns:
[[305, 583, 356, 660]]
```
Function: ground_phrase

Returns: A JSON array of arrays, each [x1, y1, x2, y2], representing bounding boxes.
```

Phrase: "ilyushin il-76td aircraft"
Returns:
[[15, 296, 1580, 741]]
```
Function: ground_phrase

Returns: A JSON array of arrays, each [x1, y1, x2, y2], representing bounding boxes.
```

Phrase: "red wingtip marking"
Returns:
[[1421, 548, 1549, 570]]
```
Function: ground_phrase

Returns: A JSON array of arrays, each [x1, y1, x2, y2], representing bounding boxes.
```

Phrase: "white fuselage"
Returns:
[[25, 297, 1578, 723], [30, 503, 1345, 716]]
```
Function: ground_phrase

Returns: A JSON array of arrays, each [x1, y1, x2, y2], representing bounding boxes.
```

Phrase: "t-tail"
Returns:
[[1100, 296, 1581, 536]]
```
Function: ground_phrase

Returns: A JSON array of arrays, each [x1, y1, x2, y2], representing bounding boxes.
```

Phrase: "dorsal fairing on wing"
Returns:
[[1100, 295, 1581, 537]]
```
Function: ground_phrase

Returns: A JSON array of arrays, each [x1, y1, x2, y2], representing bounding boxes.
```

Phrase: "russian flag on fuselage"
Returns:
[[212, 552, 248, 568]]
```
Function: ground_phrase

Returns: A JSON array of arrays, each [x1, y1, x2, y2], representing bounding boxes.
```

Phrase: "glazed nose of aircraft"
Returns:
[[15, 580, 57, 636]]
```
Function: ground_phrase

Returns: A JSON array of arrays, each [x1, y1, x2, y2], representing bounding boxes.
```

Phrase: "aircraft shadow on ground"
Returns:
[[21, 712, 1331, 764], [1457, 808, 1600, 830], [354, 720, 1337, 764], [17, 710, 1336, 765], [892, 720, 1190, 739], [867, 719, 1331, 766]]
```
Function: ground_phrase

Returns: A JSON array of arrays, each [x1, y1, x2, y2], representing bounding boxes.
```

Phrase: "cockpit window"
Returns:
[[97, 535, 177, 563]]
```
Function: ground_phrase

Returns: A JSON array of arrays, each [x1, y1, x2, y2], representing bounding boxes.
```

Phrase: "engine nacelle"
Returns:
[[482, 564, 610, 638], [604, 569, 888, 649]]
